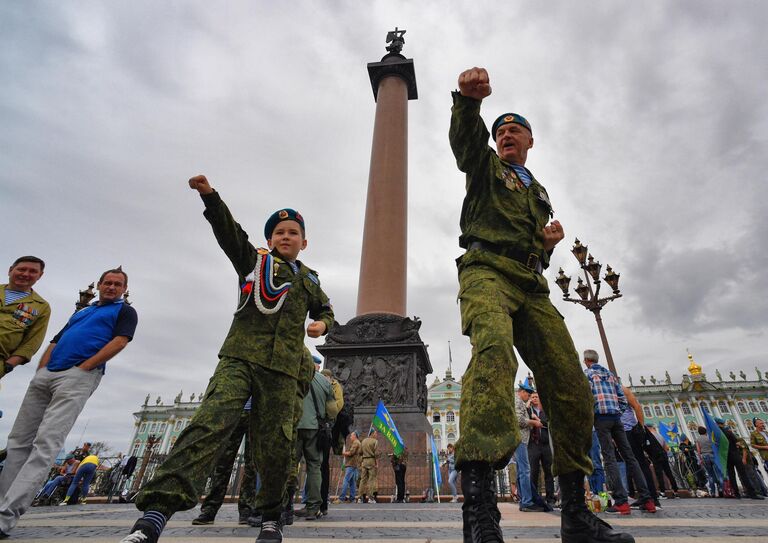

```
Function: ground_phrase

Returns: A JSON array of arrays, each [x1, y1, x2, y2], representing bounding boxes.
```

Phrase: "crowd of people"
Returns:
[[3, 65, 767, 543]]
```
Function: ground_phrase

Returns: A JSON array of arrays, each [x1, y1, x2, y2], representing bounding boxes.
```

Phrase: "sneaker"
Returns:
[[120, 520, 159, 543], [331, 498, 342, 505], [320, 508, 328, 516], [629, 499, 644, 509], [639, 500, 657, 513], [604, 502, 631, 515], [654, 499, 662, 509], [256, 519, 283, 543], [58, 498, 69, 506], [191, 512, 215, 525], [294, 507, 321, 520], [78, 497, 88, 505], [450, 496, 459, 503]]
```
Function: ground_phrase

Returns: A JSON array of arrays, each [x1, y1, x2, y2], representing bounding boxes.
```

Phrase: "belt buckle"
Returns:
[[526, 253, 539, 270]]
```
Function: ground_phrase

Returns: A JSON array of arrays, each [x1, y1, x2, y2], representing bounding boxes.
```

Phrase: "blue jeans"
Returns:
[[66, 463, 97, 499], [700, 454, 721, 496], [339, 467, 358, 501], [514, 442, 533, 508], [588, 429, 606, 493], [41, 475, 66, 497], [448, 469, 458, 498]]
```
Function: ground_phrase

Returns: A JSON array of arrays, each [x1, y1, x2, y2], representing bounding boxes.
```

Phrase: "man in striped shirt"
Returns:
[[1, 256, 50, 380]]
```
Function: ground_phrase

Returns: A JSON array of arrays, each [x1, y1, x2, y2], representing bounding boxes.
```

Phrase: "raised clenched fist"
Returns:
[[458, 67, 492, 101], [188, 175, 214, 195]]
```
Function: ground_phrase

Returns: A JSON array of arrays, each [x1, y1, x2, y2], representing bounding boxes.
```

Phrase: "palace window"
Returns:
[[681, 403, 691, 415], [447, 433, 456, 443], [446, 411, 455, 422], [700, 401, 710, 413], [131, 441, 141, 456], [664, 405, 674, 417], [654, 405, 663, 417], [746, 420, 755, 431], [748, 401, 758, 413], [149, 423, 157, 433], [643, 406, 652, 418], [760, 401, 768, 413], [174, 420, 183, 431], [718, 401, 730, 414], [139, 423, 147, 434], [433, 413, 441, 423], [737, 402, 748, 414]]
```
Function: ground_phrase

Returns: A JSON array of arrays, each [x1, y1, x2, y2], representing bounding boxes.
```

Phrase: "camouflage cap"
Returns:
[[264, 208, 305, 240], [491, 112, 532, 139]]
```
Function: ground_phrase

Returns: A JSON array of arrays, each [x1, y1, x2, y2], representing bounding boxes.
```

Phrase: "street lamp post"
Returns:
[[555, 239, 623, 375]]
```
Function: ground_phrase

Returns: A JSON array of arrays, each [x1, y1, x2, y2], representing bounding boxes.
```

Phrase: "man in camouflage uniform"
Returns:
[[359, 430, 379, 503], [121, 175, 334, 543], [191, 398, 257, 526], [450, 67, 634, 543]]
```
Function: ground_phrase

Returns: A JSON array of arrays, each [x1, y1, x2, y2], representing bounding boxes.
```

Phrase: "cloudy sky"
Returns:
[[2, 1, 767, 454]]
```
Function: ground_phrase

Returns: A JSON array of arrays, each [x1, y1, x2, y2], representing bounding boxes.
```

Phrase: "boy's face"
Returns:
[[267, 219, 306, 260]]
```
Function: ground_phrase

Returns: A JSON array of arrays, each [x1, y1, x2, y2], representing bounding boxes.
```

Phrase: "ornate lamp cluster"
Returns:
[[554, 239, 623, 374]]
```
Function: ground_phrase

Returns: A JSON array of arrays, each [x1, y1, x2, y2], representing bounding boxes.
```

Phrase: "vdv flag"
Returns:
[[702, 408, 729, 477], [372, 400, 405, 455], [430, 435, 443, 486], [658, 421, 680, 447]]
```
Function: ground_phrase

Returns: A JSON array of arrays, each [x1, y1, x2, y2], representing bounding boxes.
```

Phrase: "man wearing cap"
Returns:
[[749, 418, 768, 473], [122, 175, 334, 543], [449, 67, 633, 543], [514, 381, 545, 512]]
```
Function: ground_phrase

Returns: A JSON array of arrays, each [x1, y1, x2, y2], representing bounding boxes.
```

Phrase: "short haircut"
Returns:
[[697, 426, 707, 435], [583, 349, 599, 363], [99, 267, 128, 286], [11, 255, 45, 271]]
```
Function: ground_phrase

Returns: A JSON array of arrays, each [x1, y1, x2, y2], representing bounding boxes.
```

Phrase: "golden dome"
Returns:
[[687, 349, 702, 375]]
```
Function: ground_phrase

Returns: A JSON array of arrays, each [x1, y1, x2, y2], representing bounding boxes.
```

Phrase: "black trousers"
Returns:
[[393, 465, 406, 502], [528, 440, 554, 500], [320, 445, 330, 511], [726, 454, 756, 497], [650, 453, 678, 493], [625, 425, 657, 498]]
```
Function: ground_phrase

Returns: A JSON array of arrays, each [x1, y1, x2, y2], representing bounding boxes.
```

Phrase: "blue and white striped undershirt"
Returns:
[[4, 290, 30, 305], [510, 164, 532, 187]]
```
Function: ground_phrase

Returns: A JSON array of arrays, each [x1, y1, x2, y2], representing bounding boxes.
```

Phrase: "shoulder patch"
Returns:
[[306, 272, 320, 285]]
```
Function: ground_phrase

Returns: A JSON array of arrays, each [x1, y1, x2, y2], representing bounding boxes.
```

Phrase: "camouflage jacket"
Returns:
[[202, 191, 334, 380], [449, 92, 554, 269]]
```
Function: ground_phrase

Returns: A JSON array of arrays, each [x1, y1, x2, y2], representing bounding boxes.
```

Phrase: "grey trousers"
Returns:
[[0, 366, 102, 534]]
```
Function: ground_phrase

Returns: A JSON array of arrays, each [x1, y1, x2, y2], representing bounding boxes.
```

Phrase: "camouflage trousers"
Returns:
[[359, 459, 378, 497], [199, 410, 257, 517], [454, 249, 593, 476], [135, 357, 298, 521]]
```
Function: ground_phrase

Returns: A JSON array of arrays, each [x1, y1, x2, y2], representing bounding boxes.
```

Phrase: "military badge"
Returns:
[[502, 167, 523, 192], [278, 210, 289, 219]]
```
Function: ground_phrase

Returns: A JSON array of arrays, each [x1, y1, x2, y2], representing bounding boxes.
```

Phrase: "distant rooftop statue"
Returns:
[[386, 27, 406, 54]]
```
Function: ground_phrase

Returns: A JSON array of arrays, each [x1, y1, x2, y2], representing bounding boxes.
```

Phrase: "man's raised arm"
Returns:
[[449, 67, 494, 174]]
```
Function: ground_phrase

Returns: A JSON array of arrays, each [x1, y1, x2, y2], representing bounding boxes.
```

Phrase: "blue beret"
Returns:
[[518, 383, 535, 393], [492, 113, 532, 139], [264, 208, 305, 240], [312, 355, 322, 365]]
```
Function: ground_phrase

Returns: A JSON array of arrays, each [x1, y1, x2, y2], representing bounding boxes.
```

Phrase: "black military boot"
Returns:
[[281, 486, 296, 526], [559, 471, 635, 543], [460, 461, 503, 543], [191, 510, 216, 525]]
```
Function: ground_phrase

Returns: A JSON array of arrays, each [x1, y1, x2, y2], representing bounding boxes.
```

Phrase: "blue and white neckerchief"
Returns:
[[4, 290, 30, 305]]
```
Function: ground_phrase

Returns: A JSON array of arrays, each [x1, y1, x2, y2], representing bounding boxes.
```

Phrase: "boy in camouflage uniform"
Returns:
[[450, 67, 634, 543], [121, 175, 334, 543]]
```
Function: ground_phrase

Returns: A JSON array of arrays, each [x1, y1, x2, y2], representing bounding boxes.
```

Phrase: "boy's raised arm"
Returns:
[[190, 175, 258, 277]]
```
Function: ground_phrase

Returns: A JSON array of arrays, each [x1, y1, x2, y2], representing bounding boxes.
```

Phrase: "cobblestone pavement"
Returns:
[[10, 498, 768, 541]]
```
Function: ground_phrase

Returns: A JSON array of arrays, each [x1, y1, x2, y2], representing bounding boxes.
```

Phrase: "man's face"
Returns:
[[97, 273, 127, 303], [530, 393, 540, 407], [757, 420, 765, 431], [495, 123, 533, 165], [267, 220, 306, 261], [518, 389, 530, 402], [8, 261, 44, 292]]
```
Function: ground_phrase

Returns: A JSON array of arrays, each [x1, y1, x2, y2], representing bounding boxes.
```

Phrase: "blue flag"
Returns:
[[430, 435, 442, 486], [372, 400, 405, 455], [702, 408, 729, 477], [658, 421, 680, 447]]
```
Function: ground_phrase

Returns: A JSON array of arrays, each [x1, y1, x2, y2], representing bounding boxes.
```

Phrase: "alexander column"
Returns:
[[319, 29, 432, 496]]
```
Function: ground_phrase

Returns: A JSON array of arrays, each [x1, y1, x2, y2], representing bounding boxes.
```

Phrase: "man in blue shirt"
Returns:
[[0, 268, 137, 539]]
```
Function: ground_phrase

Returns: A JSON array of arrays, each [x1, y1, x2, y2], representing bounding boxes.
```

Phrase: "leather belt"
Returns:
[[468, 240, 543, 274]]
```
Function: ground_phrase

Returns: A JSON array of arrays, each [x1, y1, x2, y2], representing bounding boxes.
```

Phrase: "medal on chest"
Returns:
[[502, 167, 524, 192], [237, 249, 292, 315]]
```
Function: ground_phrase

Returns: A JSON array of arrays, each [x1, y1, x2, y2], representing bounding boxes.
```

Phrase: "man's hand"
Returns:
[[307, 321, 327, 338], [5, 355, 26, 368], [529, 419, 544, 429], [458, 67, 492, 101], [189, 175, 214, 195], [542, 220, 565, 251]]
